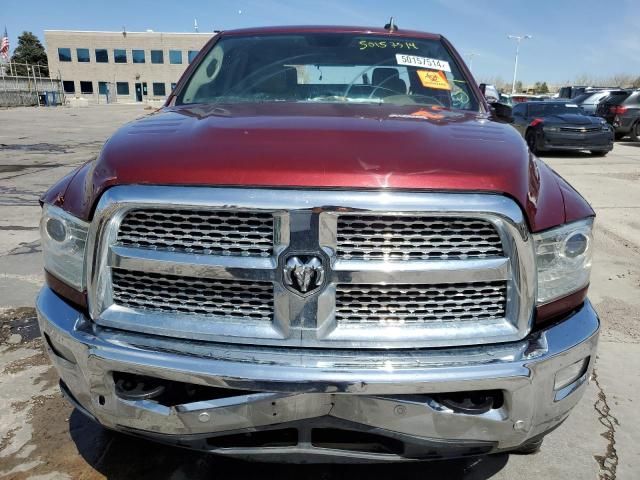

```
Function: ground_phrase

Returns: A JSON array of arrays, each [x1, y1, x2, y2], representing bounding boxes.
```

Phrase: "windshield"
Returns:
[[571, 93, 592, 104], [177, 33, 479, 111], [529, 103, 584, 116], [602, 91, 631, 105], [575, 91, 611, 105]]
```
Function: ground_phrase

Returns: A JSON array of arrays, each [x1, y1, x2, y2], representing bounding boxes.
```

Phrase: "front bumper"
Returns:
[[37, 287, 599, 463], [608, 115, 635, 133], [540, 130, 613, 151]]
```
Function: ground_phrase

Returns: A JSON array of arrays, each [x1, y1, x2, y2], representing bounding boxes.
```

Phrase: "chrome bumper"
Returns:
[[37, 286, 599, 463]]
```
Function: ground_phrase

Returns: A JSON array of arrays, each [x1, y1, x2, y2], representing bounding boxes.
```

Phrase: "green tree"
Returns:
[[531, 81, 550, 94], [514, 80, 523, 93], [10, 31, 49, 76]]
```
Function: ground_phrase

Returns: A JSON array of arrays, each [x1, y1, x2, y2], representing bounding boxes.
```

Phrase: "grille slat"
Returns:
[[111, 269, 273, 321], [117, 209, 274, 257], [336, 216, 503, 261], [558, 126, 601, 133], [336, 282, 507, 325]]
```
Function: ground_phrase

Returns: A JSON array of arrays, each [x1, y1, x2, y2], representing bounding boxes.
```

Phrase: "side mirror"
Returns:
[[479, 83, 500, 103], [490, 102, 514, 123]]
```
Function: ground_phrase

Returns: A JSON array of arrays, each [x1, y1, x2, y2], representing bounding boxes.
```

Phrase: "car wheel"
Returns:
[[630, 122, 640, 142], [614, 132, 626, 141], [513, 438, 544, 455], [590, 150, 608, 157], [525, 130, 539, 154]]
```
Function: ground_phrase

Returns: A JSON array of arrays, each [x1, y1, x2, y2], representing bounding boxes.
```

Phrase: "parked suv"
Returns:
[[558, 85, 588, 99], [571, 90, 624, 116], [37, 25, 599, 463], [596, 90, 640, 140], [558, 85, 615, 100]]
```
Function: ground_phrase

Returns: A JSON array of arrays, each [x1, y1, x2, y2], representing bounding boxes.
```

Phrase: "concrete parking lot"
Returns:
[[0, 105, 638, 479]]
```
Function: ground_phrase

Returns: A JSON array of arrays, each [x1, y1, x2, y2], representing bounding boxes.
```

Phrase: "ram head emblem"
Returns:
[[283, 256, 325, 294]]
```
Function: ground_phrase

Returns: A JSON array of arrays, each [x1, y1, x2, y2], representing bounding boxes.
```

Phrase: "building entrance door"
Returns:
[[135, 83, 143, 102]]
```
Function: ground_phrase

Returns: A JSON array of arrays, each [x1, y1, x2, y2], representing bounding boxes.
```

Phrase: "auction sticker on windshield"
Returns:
[[396, 54, 451, 72], [416, 70, 451, 90]]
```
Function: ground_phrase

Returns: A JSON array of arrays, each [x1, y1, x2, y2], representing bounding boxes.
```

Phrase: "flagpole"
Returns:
[[1, 27, 12, 76]]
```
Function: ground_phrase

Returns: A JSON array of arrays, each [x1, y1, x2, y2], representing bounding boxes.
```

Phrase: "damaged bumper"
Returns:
[[37, 286, 599, 462]]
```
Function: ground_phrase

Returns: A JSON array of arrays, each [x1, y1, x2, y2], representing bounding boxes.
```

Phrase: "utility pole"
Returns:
[[508, 34, 532, 94], [465, 52, 479, 74]]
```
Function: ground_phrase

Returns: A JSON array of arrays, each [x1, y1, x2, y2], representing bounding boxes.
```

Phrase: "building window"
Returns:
[[151, 50, 164, 64], [114, 49, 127, 63], [95, 49, 109, 63], [132, 49, 145, 63], [58, 48, 71, 62], [98, 82, 109, 95], [188, 50, 199, 63], [169, 50, 182, 64], [116, 82, 130, 95], [80, 81, 93, 94], [152, 82, 166, 96], [62, 81, 75, 93], [76, 48, 90, 63]]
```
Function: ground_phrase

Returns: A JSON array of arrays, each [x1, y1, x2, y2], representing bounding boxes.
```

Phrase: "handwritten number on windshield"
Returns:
[[359, 40, 419, 50]]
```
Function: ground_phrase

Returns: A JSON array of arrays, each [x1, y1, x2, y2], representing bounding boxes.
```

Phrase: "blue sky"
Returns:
[[3, 0, 639, 84]]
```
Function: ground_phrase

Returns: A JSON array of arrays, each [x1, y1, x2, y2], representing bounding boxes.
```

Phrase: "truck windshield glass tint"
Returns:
[[178, 34, 478, 111]]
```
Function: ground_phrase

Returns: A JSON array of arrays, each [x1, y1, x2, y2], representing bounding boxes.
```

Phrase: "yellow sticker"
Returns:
[[416, 70, 451, 90]]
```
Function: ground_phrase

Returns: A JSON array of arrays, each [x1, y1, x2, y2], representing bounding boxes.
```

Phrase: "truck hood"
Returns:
[[48, 103, 590, 231], [100, 103, 528, 192]]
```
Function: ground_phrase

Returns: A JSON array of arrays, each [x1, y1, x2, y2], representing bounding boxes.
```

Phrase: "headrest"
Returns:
[[372, 68, 400, 86], [258, 67, 297, 94]]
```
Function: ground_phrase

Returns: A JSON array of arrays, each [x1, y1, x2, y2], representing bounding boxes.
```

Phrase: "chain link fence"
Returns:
[[0, 62, 64, 107]]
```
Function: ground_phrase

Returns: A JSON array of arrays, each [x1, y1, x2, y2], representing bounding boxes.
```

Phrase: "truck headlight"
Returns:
[[40, 204, 89, 291], [533, 218, 593, 305]]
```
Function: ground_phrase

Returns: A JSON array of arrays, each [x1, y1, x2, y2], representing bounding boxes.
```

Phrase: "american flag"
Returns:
[[0, 27, 9, 62]]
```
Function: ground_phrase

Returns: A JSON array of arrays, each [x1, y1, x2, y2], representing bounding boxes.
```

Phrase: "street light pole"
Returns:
[[465, 52, 479, 74], [508, 34, 532, 94]]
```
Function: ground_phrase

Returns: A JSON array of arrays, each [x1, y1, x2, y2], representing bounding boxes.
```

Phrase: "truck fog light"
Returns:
[[554, 357, 589, 390]]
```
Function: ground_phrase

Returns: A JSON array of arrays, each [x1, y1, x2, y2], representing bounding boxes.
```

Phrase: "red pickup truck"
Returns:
[[37, 25, 599, 462]]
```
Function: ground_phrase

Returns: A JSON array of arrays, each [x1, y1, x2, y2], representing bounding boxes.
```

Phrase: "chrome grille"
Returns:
[[111, 269, 273, 321], [336, 215, 503, 261], [89, 187, 535, 349], [117, 208, 274, 257], [335, 282, 506, 325]]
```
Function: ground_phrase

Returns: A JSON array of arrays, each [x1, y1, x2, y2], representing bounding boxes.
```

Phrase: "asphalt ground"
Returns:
[[0, 104, 638, 479]]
